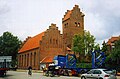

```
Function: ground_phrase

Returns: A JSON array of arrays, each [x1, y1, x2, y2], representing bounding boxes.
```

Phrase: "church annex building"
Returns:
[[18, 5, 84, 70]]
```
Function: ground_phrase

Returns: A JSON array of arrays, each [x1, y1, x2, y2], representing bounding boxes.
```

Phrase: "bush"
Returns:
[[77, 63, 92, 68]]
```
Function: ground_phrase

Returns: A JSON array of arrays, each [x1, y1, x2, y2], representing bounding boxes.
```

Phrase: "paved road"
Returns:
[[0, 71, 80, 79], [0, 71, 120, 79]]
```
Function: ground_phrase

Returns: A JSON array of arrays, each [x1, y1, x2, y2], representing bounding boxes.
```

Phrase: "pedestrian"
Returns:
[[28, 66, 32, 76]]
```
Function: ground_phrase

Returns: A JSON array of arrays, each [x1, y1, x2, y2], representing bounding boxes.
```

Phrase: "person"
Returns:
[[28, 66, 32, 76], [41, 66, 47, 75]]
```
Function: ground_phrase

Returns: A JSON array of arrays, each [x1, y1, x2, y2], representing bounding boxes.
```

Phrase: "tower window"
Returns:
[[65, 23, 68, 28], [75, 22, 77, 26], [66, 23, 68, 26], [56, 40, 58, 44], [64, 24, 66, 28], [50, 39, 52, 44], [78, 23, 80, 27], [65, 24, 66, 26]]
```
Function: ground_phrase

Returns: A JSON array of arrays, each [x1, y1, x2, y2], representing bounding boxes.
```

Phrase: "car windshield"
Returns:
[[103, 69, 116, 75]]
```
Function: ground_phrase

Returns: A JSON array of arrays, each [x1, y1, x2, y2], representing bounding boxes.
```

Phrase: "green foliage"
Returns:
[[84, 31, 96, 54], [105, 39, 120, 70], [76, 63, 92, 68], [72, 30, 96, 55], [72, 30, 97, 63], [101, 41, 108, 54], [94, 43, 100, 51], [0, 31, 21, 60], [72, 34, 85, 54]]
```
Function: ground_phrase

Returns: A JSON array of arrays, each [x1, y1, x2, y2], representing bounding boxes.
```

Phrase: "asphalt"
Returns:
[[16, 69, 120, 76], [16, 69, 43, 73]]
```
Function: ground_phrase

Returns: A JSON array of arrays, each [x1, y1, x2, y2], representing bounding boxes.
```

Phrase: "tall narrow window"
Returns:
[[56, 40, 58, 44], [75, 22, 77, 26], [30, 53, 32, 66], [20, 55, 21, 67], [67, 23, 68, 26], [50, 39, 52, 44], [78, 23, 80, 27], [34, 52, 36, 66], [53, 39, 55, 44], [27, 54, 29, 66], [64, 24, 66, 28], [65, 24, 66, 26], [25, 55, 26, 67], [22, 55, 23, 67]]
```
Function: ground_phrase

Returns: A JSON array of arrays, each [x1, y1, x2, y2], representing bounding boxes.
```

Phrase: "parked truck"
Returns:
[[47, 50, 106, 76]]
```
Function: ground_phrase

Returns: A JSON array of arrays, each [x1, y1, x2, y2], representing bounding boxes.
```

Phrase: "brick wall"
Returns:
[[62, 5, 84, 48], [40, 23, 65, 61], [18, 48, 40, 70]]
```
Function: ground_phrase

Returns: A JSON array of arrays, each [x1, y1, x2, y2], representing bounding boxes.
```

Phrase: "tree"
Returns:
[[0, 31, 21, 61], [72, 30, 96, 62], [105, 39, 120, 70], [94, 43, 100, 51], [72, 34, 85, 62], [84, 31, 96, 54], [112, 39, 120, 66], [101, 41, 108, 55]]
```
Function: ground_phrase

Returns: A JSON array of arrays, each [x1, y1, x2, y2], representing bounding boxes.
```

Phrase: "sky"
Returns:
[[0, 0, 120, 46]]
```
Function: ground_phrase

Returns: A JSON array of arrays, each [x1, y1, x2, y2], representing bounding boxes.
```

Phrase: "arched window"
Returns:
[[53, 39, 55, 44], [27, 54, 29, 66], [50, 39, 52, 44], [25, 54, 26, 67], [34, 52, 36, 66], [67, 23, 68, 26], [56, 40, 58, 44], [20, 55, 21, 67], [22, 55, 23, 67], [75, 22, 77, 26], [65, 24, 66, 26], [30, 53, 32, 66], [78, 23, 80, 27]]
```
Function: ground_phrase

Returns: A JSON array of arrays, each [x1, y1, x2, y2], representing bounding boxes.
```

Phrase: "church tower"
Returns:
[[62, 5, 85, 48]]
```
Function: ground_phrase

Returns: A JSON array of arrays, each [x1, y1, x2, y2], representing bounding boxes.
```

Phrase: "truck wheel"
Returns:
[[81, 76, 86, 79]]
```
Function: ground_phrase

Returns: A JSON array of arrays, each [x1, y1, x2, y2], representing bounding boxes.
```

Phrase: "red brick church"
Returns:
[[18, 5, 84, 70]]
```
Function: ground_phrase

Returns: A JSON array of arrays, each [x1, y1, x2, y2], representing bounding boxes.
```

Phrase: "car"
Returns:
[[81, 69, 117, 79]]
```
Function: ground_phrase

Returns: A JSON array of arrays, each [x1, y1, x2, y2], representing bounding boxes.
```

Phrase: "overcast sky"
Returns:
[[0, 0, 120, 45]]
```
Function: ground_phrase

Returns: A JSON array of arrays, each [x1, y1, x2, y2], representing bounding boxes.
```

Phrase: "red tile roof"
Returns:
[[19, 32, 45, 53], [40, 57, 53, 63], [107, 36, 120, 45]]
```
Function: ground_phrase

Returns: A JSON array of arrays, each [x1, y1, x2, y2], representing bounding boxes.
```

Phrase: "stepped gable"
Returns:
[[19, 32, 45, 53], [19, 36, 31, 50], [49, 23, 59, 31], [63, 10, 72, 21], [62, 5, 84, 21]]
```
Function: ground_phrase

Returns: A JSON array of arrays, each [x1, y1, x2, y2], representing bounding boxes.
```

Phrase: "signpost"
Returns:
[[0, 56, 12, 68], [0, 56, 12, 76], [0, 56, 12, 62]]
